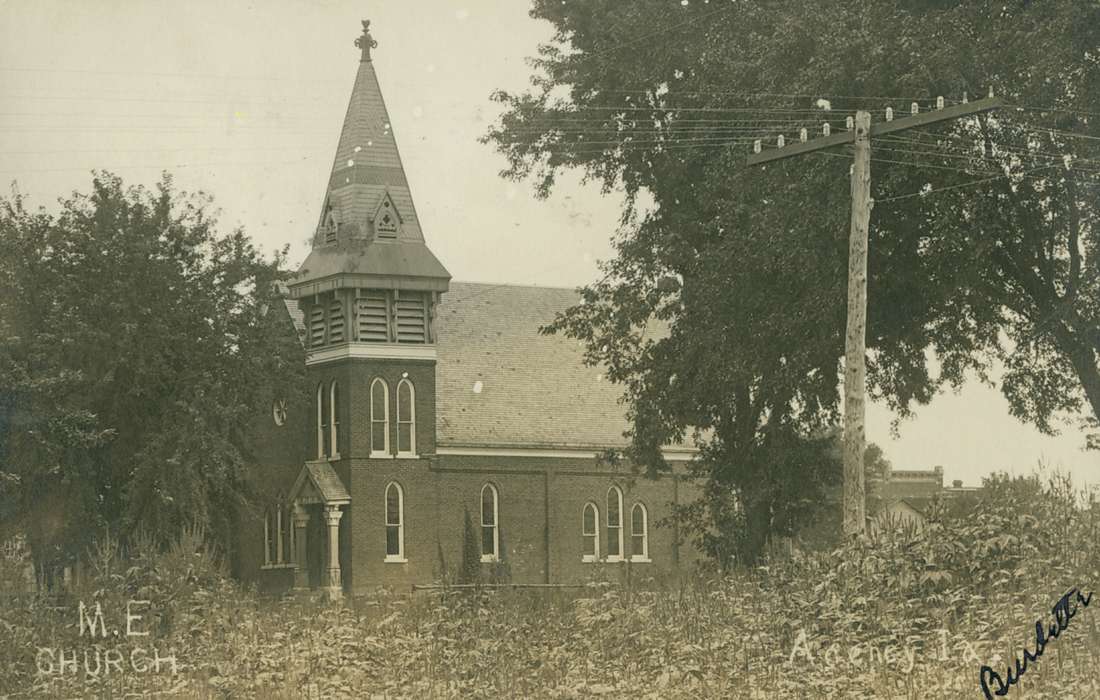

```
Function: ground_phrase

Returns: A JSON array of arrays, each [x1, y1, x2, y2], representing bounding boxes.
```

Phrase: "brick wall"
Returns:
[[344, 454, 704, 595], [307, 357, 436, 460], [240, 349, 709, 596], [235, 363, 309, 588]]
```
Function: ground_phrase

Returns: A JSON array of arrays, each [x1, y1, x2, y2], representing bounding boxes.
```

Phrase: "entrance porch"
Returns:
[[287, 461, 350, 599]]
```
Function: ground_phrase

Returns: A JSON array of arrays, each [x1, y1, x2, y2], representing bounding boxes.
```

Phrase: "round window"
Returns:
[[272, 398, 288, 427]]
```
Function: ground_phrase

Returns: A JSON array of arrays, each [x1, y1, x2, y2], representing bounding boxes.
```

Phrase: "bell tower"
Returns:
[[288, 19, 450, 464]]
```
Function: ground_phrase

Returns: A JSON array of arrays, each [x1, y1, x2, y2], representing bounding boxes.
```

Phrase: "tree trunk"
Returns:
[[740, 490, 771, 566]]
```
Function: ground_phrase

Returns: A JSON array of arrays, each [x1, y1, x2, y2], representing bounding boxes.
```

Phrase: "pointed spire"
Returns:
[[291, 20, 449, 298]]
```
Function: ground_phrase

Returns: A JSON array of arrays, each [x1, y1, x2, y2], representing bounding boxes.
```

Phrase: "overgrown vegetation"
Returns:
[[0, 173, 306, 577], [4, 470, 1098, 698]]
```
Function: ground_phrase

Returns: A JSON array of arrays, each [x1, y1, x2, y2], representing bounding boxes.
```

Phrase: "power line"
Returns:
[[875, 164, 1059, 204], [0, 157, 313, 176], [875, 143, 1100, 173], [0, 65, 346, 84], [588, 88, 953, 102]]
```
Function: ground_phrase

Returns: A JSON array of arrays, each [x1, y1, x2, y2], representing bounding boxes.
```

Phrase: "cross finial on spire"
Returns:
[[355, 20, 377, 62]]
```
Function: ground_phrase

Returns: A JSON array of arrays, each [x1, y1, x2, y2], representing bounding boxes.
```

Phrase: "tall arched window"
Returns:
[[582, 503, 600, 562], [329, 381, 341, 458], [396, 378, 415, 456], [630, 503, 649, 562], [370, 378, 390, 457], [480, 484, 499, 562], [385, 482, 404, 561], [606, 486, 624, 561], [316, 383, 327, 459], [275, 499, 285, 564], [264, 507, 275, 566]]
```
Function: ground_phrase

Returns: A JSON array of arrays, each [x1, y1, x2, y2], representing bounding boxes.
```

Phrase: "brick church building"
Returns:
[[238, 22, 701, 598]]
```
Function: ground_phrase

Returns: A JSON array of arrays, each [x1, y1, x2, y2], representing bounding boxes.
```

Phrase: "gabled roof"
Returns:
[[289, 461, 351, 505]]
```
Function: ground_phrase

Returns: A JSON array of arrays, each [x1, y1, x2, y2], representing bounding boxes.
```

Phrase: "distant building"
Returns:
[[870, 464, 979, 531], [235, 22, 701, 598]]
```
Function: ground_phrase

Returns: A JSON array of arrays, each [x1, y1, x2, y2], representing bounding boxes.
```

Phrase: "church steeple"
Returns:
[[290, 20, 450, 349]]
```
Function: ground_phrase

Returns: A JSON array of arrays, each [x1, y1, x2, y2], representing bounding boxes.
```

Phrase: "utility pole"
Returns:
[[844, 110, 871, 539], [746, 94, 1002, 538]]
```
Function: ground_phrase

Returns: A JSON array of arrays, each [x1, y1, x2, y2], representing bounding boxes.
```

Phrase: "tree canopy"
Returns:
[[0, 173, 305, 572], [484, 0, 1100, 560]]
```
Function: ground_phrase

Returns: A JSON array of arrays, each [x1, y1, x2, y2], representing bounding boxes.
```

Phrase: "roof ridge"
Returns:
[[450, 279, 581, 292]]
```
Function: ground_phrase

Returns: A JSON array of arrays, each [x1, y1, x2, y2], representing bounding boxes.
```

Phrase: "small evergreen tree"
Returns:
[[459, 507, 481, 585]]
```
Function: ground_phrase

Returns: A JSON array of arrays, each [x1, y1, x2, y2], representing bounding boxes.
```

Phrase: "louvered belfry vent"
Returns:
[[328, 300, 345, 343], [357, 292, 389, 342], [309, 306, 325, 347], [395, 293, 427, 343]]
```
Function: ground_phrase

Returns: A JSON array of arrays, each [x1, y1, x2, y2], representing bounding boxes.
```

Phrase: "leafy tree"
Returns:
[[0, 172, 305, 576], [484, 0, 1100, 561]]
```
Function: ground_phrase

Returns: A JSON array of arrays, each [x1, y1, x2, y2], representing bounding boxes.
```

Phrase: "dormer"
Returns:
[[320, 200, 339, 245], [372, 192, 401, 240]]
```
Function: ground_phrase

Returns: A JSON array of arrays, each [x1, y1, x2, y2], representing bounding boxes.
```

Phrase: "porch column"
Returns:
[[323, 505, 343, 599], [292, 505, 310, 590]]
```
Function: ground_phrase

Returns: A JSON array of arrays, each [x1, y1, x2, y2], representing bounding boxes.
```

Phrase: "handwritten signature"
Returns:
[[979, 587, 1092, 699]]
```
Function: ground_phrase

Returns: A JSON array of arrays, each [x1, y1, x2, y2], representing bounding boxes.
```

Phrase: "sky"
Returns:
[[1, 0, 1095, 489]]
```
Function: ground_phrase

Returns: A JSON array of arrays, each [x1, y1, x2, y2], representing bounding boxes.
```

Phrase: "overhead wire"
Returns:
[[0, 157, 314, 175], [874, 164, 1061, 204]]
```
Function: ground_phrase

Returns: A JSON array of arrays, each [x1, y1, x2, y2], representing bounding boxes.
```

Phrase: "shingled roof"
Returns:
[[436, 282, 633, 449], [284, 282, 641, 449]]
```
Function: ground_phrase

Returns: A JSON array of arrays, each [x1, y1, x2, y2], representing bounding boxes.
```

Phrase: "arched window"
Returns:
[[606, 486, 624, 562], [275, 500, 285, 564], [264, 508, 275, 566], [396, 378, 415, 456], [370, 378, 390, 457], [582, 503, 599, 562], [384, 482, 404, 561], [630, 503, 649, 561], [263, 499, 291, 567], [316, 383, 327, 459], [285, 504, 296, 565], [480, 484, 499, 562], [329, 381, 340, 458]]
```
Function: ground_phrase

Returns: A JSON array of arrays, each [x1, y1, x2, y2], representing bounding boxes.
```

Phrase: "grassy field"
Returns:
[[3, 472, 1099, 698]]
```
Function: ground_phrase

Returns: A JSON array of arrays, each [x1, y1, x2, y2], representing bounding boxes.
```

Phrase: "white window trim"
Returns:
[[630, 502, 650, 563], [275, 506, 284, 563], [581, 502, 600, 563], [606, 486, 624, 563], [315, 383, 325, 460], [480, 483, 499, 562], [369, 377, 390, 458], [263, 508, 272, 567], [384, 482, 405, 562], [396, 377, 417, 458], [329, 380, 341, 460], [260, 504, 296, 570]]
